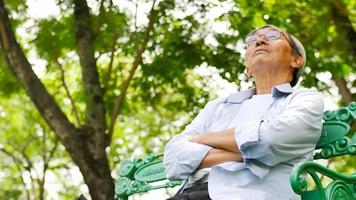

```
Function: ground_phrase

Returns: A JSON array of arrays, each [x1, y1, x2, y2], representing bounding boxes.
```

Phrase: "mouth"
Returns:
[[254, 49, 269, 56]]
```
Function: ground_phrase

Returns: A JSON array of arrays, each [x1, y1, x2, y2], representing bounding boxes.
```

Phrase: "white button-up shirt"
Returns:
[[163, 83, 324, 200]]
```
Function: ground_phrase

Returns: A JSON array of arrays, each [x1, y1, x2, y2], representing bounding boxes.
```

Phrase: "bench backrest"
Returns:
[[290, 102, 356, 200], [115, 102, 356, 200], [314, 102, 356, 159]]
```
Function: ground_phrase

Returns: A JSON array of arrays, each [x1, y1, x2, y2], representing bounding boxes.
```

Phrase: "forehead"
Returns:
[[247, 26, 282, 36]]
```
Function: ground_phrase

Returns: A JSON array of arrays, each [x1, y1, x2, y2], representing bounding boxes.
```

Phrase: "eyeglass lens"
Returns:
[[245, 30, 281, 46]]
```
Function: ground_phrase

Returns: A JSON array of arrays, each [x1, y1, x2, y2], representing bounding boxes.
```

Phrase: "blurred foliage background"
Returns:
[[0, 0, 355, 199]]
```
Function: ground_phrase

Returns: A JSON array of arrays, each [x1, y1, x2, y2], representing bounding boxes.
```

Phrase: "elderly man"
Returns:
[[163, 25, 324, 200]]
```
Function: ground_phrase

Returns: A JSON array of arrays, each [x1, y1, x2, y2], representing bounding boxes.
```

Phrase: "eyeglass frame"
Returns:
[[243, 25, 305, 87], [244, 28, 302, 57]]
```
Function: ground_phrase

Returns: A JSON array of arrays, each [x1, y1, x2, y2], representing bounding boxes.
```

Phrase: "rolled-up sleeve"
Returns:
[[163, 99, 223, 180], [235, 89, 324, 170]]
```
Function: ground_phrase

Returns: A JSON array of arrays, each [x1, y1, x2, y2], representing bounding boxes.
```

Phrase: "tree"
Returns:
[[0, 0, 213, 199], [0, 0, 112, 198], [0, 0, 354, 199]]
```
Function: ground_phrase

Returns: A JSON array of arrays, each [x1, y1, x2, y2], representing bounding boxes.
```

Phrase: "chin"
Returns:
[[250, 58, 272, 68]]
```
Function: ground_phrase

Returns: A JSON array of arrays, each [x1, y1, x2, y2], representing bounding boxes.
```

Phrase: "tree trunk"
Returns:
[[329, 0, 355, 105], [73, 0, 115, 198], [0, 1, 114, 199], [330, 0, 356, 57], [75, 127, 115, 200], [331, 75, 353, 105]]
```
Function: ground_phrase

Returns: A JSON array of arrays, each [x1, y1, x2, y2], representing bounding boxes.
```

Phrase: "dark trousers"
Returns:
[[167, 182, 212, 200]]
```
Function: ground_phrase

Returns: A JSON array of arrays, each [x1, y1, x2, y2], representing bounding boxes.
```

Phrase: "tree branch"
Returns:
[[103, 37, 117, 94], [0, 0, 79, 151], [1, 1, 114, 199], [0, 147, 31, 200], [56, 59, 81, 126], [329, 0, 355, 105], [39, 132, 48, 200], [73, 2, 116, 198], [134, 0, 139, 47], [20, 148, 38, 199], [330, 0, 356, 57], [331, 75, 353, 105], [73, 0, 106, 137], [107, 0, 157, 143], [39, 133, 59, 200]]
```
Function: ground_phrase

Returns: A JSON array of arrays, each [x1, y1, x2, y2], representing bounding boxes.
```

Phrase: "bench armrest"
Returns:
[[115, 154, 181, 200], [290, 161, 356, 200]]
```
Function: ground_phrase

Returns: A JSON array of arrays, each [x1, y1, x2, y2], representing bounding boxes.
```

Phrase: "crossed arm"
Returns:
[[189, 128, 243, 169], [165, 90, 324, 181]]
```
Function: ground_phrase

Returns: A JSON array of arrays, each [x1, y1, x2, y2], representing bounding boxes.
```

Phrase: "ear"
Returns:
[[290, 55, 303, 69]]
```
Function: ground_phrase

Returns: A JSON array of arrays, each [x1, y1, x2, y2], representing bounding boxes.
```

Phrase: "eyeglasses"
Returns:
[[244, 29, 300, 55]]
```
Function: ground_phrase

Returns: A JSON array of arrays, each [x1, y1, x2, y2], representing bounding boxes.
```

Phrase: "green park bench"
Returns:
[[115, 102, 356, 200]]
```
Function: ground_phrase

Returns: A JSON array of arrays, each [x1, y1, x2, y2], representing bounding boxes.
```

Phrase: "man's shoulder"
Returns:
[[206, 96, 228, 106], [287, 87, 324, 111], [291, 87, 323, 98]]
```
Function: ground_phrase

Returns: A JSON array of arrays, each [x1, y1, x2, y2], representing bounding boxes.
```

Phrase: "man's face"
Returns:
[[245, 27, 297, 77]]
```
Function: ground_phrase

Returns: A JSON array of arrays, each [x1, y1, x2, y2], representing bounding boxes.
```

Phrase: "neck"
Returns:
[[253, 72, 291, 95]]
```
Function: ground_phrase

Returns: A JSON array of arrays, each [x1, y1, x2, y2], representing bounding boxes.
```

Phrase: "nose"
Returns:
[[255, 36, 268, 46]]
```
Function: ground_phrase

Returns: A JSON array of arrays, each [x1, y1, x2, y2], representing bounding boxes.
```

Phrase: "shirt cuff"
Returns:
[[234, 120, 271, 179], [164, 140, 212, 180], [235, 119, 272, 160], [234, 120, 263, 158], [176, 142, 213, 171]]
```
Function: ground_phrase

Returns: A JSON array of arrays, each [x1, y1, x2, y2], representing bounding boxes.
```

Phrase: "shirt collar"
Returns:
[[227, 83, 293, 103], [272, 83, 293, 97]]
